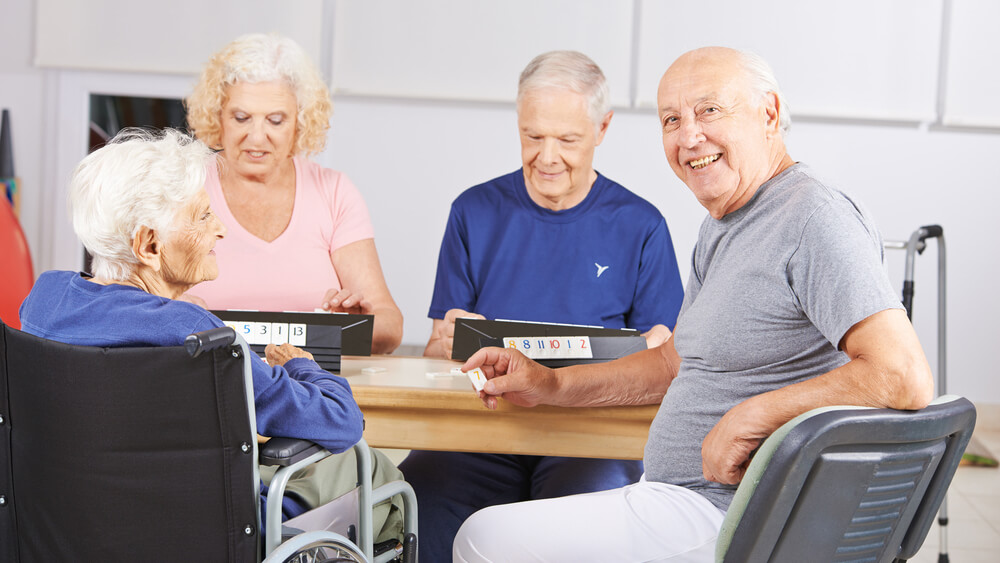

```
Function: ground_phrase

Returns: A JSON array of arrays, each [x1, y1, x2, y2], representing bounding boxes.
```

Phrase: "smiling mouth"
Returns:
[[689, 154, 721, 169], [247, 151, 267, 158]]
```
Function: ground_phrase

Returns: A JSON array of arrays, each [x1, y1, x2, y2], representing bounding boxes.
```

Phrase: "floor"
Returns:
[[908, 426, 1000, 562]]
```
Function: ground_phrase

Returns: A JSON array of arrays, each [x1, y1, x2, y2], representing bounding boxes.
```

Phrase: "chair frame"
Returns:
[[716, 395, 976, 563]]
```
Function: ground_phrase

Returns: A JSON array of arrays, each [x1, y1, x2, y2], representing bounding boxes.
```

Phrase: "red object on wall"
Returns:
[[1, 199, 33, 329]]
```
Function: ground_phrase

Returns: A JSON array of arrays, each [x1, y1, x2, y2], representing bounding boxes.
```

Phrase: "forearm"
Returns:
[[370, 305, 403, 354], [549, 343, 678, 407], [748, 351, 933, 433]]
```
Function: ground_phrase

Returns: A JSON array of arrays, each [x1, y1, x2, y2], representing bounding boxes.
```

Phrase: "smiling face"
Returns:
[[158, 189, 227, 295], [518, 88, 610, 211], [219, 80, 298, 181], [657, 48, 787, 219]]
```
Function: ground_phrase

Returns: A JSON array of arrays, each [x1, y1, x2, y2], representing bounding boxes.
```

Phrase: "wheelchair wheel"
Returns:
[[278, 538, 367, 563]]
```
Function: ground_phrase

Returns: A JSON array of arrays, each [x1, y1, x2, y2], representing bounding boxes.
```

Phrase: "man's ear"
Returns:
[[764, 92, 782, 135], [132, 225, 162, 272], [594, 110, 613, 146]]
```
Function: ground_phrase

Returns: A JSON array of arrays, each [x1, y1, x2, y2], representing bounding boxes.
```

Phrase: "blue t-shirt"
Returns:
[[428, 169, 683, 331], [19, 271, 366, 519]]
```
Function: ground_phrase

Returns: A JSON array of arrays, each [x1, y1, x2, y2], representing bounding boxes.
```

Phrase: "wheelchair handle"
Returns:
[[184, 327, 237, 357]]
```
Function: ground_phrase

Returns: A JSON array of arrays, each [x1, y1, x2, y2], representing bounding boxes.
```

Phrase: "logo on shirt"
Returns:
[[594, 263, 610, 278]]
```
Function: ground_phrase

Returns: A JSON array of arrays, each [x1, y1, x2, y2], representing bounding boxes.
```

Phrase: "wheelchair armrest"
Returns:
[[259, 437, 327, 467]]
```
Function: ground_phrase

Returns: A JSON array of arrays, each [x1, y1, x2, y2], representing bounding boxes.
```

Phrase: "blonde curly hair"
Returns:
[[186, 33, 332, 156]]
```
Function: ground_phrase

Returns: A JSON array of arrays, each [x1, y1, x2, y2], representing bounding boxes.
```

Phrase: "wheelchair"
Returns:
[[0, 322, 416, 562]]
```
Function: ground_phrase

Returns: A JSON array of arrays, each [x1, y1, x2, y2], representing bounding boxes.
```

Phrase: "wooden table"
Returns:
[[341, 355, 659, 460]]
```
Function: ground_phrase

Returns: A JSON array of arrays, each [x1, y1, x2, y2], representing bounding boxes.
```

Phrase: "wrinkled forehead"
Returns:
[[656, 54, 748, 111]]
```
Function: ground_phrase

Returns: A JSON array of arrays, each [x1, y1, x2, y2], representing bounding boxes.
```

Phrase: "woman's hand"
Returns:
[[265, 342, 314, 366], [329, 239, 403, 354], [321, 287, 375, 315]]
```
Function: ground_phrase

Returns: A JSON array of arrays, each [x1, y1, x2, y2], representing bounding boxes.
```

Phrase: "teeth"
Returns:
[[689, 154, 720, 169], [249, 151, 265, 157]]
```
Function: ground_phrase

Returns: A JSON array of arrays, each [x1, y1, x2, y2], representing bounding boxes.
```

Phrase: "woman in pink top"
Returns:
[[185, 33, 402, 354]]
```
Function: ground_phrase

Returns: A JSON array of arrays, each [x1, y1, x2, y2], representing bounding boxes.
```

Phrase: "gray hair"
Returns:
[[69, 128, 214, 281], [517, 50, 610, 129], [738, 50, 792, 134]]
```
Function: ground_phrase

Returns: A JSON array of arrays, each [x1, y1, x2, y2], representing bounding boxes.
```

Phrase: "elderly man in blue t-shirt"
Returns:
[[408, 50, 685, 562]]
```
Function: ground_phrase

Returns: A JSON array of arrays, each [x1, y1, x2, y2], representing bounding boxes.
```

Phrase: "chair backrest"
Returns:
[[0, 321, 259, 562], [716, 395, 976, 563]]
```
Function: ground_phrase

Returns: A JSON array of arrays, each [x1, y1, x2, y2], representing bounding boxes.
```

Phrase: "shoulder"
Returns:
[[451, 170, 522, 212], [294, 157, 359, 193], [596, 173, 660, 213], [33, 270, 75, 290]]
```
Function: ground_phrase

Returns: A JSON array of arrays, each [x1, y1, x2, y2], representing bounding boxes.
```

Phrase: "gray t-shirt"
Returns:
[[643, 163, 902, 511]]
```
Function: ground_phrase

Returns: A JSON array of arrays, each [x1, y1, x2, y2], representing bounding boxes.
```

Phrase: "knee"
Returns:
[[452, 507, 503, 562]]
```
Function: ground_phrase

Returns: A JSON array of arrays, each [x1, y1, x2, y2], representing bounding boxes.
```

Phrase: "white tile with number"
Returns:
[[502, 336, 594, 360], [224, 320, 308, 346]]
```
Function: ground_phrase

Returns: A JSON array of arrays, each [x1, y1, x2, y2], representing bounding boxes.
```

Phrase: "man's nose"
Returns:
[[539, 138, 559, 162], [679, 118, 705, 148]]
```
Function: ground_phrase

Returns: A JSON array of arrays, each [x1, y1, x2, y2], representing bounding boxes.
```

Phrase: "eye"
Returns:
[[233, 112, 249, 123], [268, 115, 285, 126], [661, 115, 679, 129]]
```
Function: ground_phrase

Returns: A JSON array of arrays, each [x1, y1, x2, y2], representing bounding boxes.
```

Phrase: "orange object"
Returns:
[[1, 199, 33, 329]]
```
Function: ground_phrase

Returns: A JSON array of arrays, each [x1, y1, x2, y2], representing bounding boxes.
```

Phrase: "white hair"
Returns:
[[69, 128, 214, 281], [517, 50, 610, 129], [738, 50, 792, 134]]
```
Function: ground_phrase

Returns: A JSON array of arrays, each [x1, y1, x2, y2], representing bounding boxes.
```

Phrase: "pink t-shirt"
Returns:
[[190, 156, 375, 312]]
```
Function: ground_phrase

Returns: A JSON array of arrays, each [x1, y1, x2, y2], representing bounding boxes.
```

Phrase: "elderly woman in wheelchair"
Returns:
[[17, 128, 406, 559]]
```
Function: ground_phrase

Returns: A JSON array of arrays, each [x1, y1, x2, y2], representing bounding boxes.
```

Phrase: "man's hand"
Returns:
[[701, 398, 770, 485], [265, 343, 314, 366], [642, 324, 672, 349], [425, 308, 485, 359], [321, 288, 375, 315], [463, 347, 557, 410]]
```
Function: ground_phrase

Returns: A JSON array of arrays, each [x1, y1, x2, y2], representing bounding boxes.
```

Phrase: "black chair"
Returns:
[[716, 395, 976, 563], [0, 321, 414, 562]]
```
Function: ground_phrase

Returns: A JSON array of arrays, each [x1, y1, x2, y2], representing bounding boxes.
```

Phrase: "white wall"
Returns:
[[3, 1, 998, 404]]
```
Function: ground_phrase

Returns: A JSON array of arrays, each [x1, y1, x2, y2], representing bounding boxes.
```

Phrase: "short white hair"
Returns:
[[738, 50, 792, 134], [69, 128, 214, 281], [517, 50, 610, 129]]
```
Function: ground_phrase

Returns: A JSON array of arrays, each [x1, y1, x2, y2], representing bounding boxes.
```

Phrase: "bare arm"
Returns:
[[701, 308, 934, 485], [464, 335, 682, 410], [424, 308, 486, 358], [326, 238, 403, 354]]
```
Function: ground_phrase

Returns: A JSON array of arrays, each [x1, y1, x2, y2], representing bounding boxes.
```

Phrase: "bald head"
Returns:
[[661, 47, 791, 134], [656, 47, 794, 219]]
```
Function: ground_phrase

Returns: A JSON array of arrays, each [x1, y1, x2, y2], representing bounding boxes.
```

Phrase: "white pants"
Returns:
[[453, 477, 725, 562]]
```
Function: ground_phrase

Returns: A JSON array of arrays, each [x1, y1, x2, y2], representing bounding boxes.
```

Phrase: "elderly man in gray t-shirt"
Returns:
[[452, 46, 934, 563]]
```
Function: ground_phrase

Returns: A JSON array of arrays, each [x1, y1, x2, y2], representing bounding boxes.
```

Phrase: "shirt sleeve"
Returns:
[[625, 218, 685, 331], [322, 168, 376, 253], [787, 199, 903, 348], [250, 355, 364, 453], [427, 202, 478, 320], [195, 307, 364, 453]]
